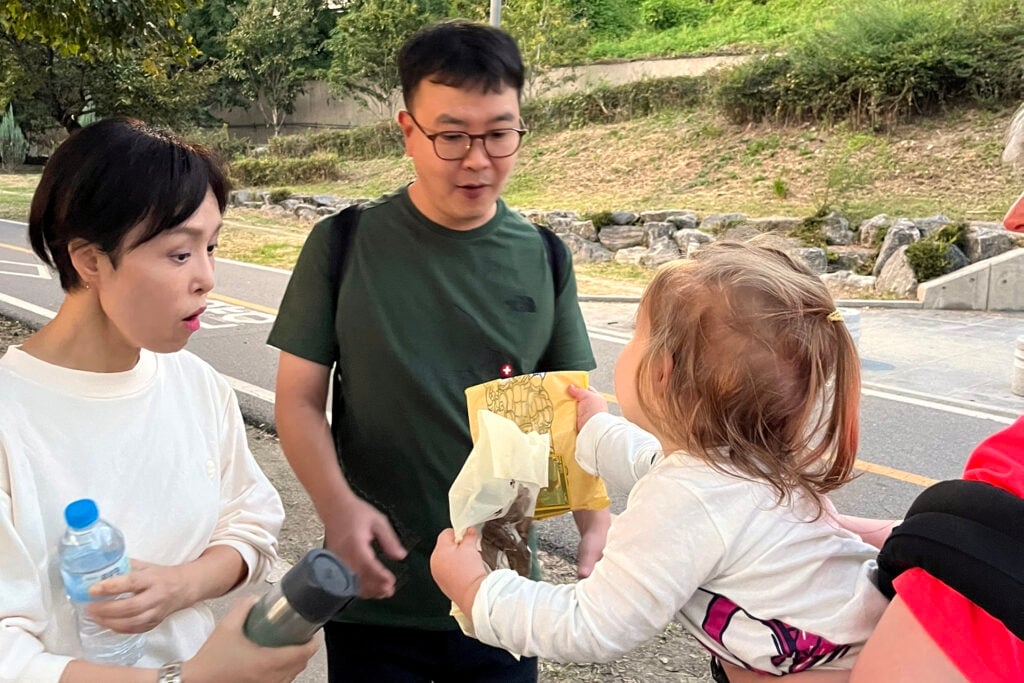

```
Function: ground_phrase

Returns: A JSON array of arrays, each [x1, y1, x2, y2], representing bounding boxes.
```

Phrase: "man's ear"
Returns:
[[1003, 190, 1024, 233], [68, 238, 105, 287], [397, 110, 415, 156]]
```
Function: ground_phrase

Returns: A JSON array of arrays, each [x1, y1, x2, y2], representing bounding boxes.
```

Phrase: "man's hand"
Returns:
[[567, 384, 609, 432], [323, 496, 407, 599], [87, 559, 193, 633], [430, 527, 488, 619]]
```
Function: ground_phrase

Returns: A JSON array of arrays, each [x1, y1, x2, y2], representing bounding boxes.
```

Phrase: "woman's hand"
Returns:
[[430, 527, 488, 619], [184, 596, 319, 683], [87, 560, 194, 634]]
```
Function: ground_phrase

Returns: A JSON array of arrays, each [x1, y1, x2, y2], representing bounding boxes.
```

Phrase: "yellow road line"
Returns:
[[853, 459, 937, 487], [0, 241, 33, 255], [208, 293, 279, 316]]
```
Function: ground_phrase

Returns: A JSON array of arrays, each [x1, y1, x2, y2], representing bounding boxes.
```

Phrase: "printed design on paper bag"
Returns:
[[484, 374, 569, 512]]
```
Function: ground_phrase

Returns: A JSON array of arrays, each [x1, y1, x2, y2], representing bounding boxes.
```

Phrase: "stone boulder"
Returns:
[[599, 224, 646, 251], [790, 247, 828, 274], [859, 214, 891, 247], [913, 215, 953, 238], [666, 212, 699, 231], [569, 220, 598, 242], [641, 237, 681, 267], [873, 219, 920, 276], [876, 245, 918, 297], [821, 211, 854, 246], [964, 222, 1015, 262], [559, 233, 612, 263], [820, 271, 877, 299], [700, 213, 746, 234], [644, 221, 675, 244], [609, 211, 638, 225], [614, 246, 648, 265]]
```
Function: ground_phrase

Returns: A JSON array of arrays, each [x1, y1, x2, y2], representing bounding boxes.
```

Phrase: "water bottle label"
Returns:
[[64, 555, 130, 603]]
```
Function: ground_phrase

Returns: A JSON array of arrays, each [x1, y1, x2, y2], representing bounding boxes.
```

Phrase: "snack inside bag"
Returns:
[[447, 409, 550, 634], [465, 371, 610, 520]]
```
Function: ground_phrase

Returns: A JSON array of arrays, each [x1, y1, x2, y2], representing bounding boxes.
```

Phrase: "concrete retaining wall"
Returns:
[[917, 248, 1024, 311]]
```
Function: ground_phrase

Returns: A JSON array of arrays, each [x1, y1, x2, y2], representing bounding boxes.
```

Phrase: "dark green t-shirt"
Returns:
[[268, 186, 595, 629]]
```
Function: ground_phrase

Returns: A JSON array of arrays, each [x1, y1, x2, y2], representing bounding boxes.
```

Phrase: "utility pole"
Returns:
[[489, 0, 501, 26]]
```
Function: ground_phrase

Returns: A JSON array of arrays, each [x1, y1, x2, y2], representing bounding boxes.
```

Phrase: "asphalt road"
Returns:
[[2, 216, 1022, 541]]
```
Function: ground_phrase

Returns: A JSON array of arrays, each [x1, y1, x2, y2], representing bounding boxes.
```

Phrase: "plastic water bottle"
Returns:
[[58, 499, 146, 665]]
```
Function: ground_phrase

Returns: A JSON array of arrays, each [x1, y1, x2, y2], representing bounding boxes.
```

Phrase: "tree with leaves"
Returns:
[[222, 0, 322, 136], [0, 0, 210, 134], [325, 0, 445, 118]]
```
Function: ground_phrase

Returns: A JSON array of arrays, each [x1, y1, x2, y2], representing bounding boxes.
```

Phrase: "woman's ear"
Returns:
[[67, 238, 104, 288]]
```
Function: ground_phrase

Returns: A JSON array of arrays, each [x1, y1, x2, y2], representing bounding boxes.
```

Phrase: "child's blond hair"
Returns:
[[635, 240, 860, 507]]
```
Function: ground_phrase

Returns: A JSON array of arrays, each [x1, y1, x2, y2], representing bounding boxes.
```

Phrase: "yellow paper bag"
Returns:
[[465, 371, 610, 520]]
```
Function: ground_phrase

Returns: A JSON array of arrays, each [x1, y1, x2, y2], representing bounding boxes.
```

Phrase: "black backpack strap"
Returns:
[[328, 205, 364, 323], [876, 479, 1024, 639], [327, 204, 363, 438], [536, 224, 570, 299]]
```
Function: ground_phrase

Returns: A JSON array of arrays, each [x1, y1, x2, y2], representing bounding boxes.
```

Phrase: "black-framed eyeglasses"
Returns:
[[405, 111, 527, 161]]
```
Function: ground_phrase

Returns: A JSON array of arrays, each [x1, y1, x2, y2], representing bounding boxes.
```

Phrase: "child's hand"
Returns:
[[567, 384, 609, 432], [430, 527, 489, 617]]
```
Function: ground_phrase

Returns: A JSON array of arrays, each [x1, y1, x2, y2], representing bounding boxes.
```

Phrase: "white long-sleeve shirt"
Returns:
[[471, 413, 888, 674], [0, 347, 284, 683]]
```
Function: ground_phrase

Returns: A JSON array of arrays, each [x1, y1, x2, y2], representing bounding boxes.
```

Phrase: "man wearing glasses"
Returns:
[[269, 19, 607, 682]]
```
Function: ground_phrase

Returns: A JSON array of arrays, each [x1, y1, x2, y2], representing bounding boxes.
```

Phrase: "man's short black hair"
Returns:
[[29, 117, 229, 290], [398, 19, 525, 109]]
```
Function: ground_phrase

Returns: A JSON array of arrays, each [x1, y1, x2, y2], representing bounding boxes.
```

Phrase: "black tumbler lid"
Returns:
[[280, 549, 359, 624]]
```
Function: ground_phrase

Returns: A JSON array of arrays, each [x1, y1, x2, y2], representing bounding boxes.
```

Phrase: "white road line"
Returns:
[[861, 388, 1014, 425], [862, 381, 1020, 420], [587, 324, 1017, 425], [0, 292, 57, 319], [224, 375, 277, 404]]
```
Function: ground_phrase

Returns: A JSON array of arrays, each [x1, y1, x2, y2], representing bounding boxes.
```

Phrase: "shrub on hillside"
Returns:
[[187, 125, 254, 164], [523, 76, 706, 131], [714, 0, 1024, 127], [639, 0, 710, 30], [228, 153, 346, 185], [905, 240, 955, 282], [267, 121, 404, 159]]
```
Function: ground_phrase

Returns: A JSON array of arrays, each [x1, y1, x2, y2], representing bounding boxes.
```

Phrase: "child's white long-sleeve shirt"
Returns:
[[470, 413, 888, 674], [0, 347, 284, 682]]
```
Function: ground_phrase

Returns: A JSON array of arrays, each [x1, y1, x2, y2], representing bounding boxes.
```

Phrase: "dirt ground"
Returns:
[[0, 315, 715, 682]]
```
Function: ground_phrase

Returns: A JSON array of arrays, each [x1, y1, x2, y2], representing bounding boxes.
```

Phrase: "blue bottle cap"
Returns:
[[64, 499, 99, 529]]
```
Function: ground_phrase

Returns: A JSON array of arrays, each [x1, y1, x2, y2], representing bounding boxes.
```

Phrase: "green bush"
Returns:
[[269, 188, 293, 203], [187, 125, 254, 164], [582, 210, 616, 228], [523, 76, 706, 131], [228, 153, 346, 185], [932, 221, 968, 252], [565, 0, 637, 35], [906, 240, 955, 282], [267, 121, 404, 160], [788, 215, 828, 249], [639, 0, 710, 30], [714, 0, 1024, 128]]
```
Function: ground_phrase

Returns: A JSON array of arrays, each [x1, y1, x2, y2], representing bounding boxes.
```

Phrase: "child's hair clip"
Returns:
[[827, 310, 844, 322]]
